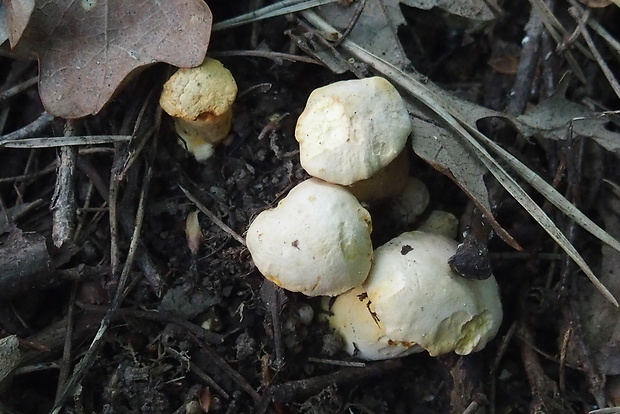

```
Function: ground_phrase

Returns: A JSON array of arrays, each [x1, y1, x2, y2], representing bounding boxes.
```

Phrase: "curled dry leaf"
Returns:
[[12, 0, 212, 118], [317, 0, 497, 72], [574, 188, 620, 374]]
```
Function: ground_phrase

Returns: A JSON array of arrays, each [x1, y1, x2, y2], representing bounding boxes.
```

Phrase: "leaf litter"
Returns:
[[2, 0, 620, 412]]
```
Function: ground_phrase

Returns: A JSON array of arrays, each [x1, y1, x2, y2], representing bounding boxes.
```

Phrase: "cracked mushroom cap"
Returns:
[[246, 178, 373, 297], [295, 77, 412, 186], [363, 231, 502, 357], [159, 58, 237, 160]]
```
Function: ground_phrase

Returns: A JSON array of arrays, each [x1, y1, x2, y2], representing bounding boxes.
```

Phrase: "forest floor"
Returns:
[[1, 1, 620, 413]]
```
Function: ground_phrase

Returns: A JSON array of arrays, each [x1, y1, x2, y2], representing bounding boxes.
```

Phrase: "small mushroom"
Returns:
[[363, 231, 502, 357], [295, 77, 412, 186], [246, 178, 373, 297], [324, 231, 502, 359], [159, 58, 238, 161]]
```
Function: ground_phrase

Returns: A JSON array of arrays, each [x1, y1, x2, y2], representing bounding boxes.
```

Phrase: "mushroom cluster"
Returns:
[[245, 77, 503, 360]]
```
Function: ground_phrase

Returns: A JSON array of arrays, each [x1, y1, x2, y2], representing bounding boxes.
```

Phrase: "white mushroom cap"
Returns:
[[295, 77, 411, 185], [363, 231, 502, 356], [246, 178, 373, 297], [322, 288, 423, 360], [160, 58, 237, 161]]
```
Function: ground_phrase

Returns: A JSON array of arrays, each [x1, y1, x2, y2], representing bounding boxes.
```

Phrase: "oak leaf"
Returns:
[[12, 0, 212, 118]]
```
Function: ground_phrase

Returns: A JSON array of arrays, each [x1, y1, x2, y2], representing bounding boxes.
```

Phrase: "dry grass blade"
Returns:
[[527, 0, 589, 82], [589, 408, 620, 414], [179, 185, 246, 246], [567, 4, 620, 100], [213, 0, 338, 31], [0, 135, 132, 148], [473, 129, 620, 255], [300, 11, 619, 306]]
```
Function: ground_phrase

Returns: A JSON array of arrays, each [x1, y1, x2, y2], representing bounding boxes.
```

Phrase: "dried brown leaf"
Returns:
[[401, 0, 498, 20], [318, 0, 410, 69], [578, 0, 612, 7], [513, 91, 620, 153], [317, 0, 496, 72], [0, 6, 8, 44], [576, 188, 620, 374], [4, 0, 34, 47], [13, 0, 212, 118]]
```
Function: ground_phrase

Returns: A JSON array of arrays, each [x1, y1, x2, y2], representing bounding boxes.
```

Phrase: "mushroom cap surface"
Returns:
[[295, 77, 411, 186], [159, 58, 237, 121], [246, 178, 373, 297], [323, 288, 423, 360], [363, 231, 502, 356]]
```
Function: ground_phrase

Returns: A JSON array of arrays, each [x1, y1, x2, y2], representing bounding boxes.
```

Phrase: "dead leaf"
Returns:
[[0, 226, 53, 299], [0, 5, 8, 44], [488, 55, 520, 75], [4, 0, 34, 47], [409, 110, 521, 249], [13, 0, 212, 119], [317, 0, 496, 72], [512, 90, 620, 153], [575, 187, 620, 374], [578, 0, 612, 7], [410, 111, 490, 217], [401, 0, 498, 20], [0, 335, 21, 386], [318, 0, 410, 69]]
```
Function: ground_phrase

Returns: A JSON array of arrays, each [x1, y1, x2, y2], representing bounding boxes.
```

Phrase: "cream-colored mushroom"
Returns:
[[322, 288, 423, 360], [160, 58, 237, 161], [363, 231, 502, 357], [325, 231, 502, 360], [295, 77, 411, 186], [245, 178, 373, 297]]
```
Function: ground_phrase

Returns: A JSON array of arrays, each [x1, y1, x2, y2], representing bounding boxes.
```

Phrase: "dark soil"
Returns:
[[1, 2, 620, 414]]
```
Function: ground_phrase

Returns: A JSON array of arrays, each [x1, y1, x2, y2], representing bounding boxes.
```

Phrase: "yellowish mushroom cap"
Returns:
[[363, 231, 502, 357], [160, 58, 238, 160]]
